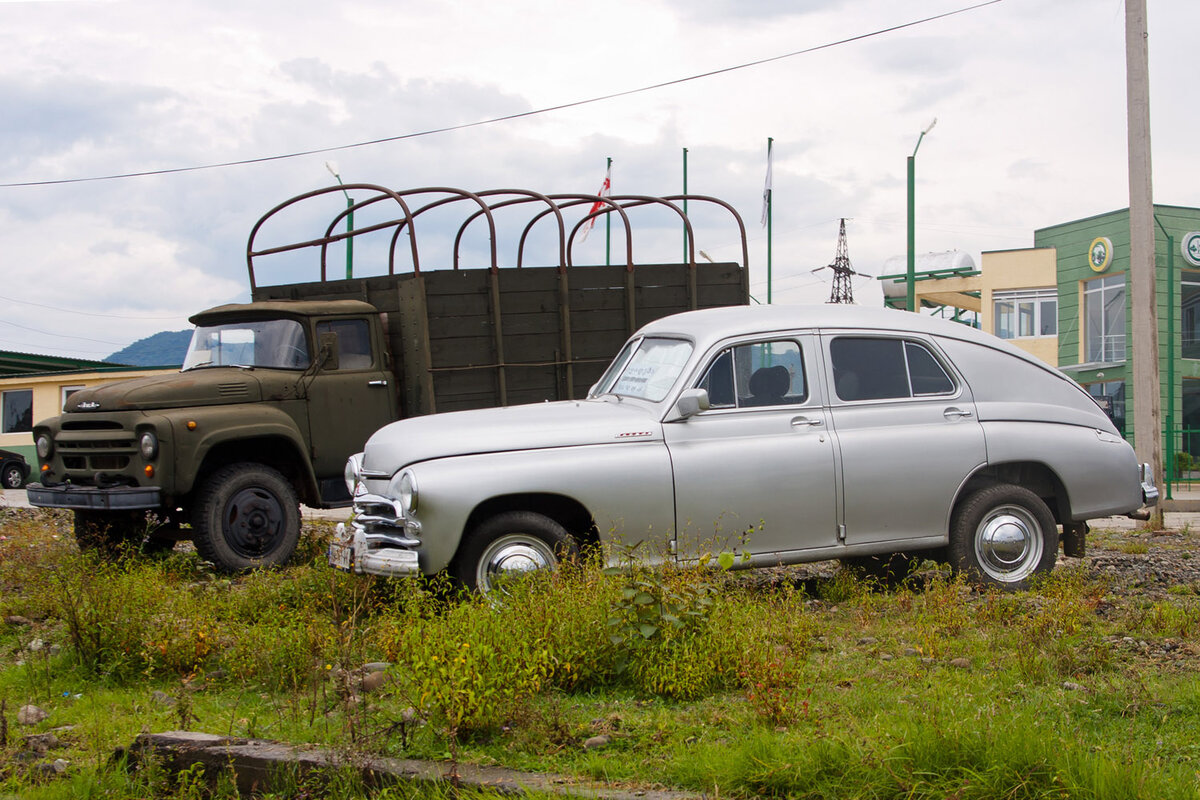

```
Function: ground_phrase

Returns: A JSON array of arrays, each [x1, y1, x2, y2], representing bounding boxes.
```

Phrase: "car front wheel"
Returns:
[[949, 484, 1058, 589], [454, 511, 578, 594], [2, 464, 24, 489]]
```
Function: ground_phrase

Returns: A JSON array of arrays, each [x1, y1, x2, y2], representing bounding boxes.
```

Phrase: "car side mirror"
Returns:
[[668, 388, 710, 421], [317, 332, 340, 371]]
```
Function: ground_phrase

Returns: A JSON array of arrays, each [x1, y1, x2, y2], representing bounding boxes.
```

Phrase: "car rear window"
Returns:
[[831, 337, 954, 401]]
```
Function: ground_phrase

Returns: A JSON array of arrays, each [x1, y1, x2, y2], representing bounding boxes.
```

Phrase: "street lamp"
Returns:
[[906, 117, 937, 312], [325, 161, 354, 280]]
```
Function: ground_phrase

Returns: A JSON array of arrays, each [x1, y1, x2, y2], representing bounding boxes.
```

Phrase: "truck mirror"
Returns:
[[317, 332, 340, 371], [667, 388, 710, 422]]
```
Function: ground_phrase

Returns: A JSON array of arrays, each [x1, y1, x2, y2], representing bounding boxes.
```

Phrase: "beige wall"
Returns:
[[979, 247, 1059, 366], [0, 368, 175, 456]]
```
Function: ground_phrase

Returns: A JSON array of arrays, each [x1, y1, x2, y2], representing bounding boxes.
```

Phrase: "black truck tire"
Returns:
[[192, 463, 301, 572]]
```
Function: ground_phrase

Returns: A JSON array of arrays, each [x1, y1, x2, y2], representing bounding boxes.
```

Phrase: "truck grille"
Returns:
[[53, 427, 137, 478]]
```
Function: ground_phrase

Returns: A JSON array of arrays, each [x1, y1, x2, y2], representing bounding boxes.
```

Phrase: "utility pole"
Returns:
[[1126, 0, 1162, 523]]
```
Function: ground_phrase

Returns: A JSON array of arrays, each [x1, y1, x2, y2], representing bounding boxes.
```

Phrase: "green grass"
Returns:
[[1, 509, 1198, 799]]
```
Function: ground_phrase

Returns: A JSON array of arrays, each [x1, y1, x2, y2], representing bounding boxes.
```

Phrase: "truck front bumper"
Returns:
[[25, 482, 162, 511]]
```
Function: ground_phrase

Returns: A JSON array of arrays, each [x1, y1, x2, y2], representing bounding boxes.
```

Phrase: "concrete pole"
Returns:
[[1126, 0, 1163, 522]]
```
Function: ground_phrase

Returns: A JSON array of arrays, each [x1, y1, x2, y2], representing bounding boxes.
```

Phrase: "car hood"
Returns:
[[363, 398, 663, 472], [60, 369, 297, 412]]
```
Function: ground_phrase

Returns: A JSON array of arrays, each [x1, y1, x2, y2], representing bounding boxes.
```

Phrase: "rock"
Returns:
[[1062, 681, 1084, 692], [902, 647, 921, 657], [4, 615, 31, 626], [880, 653, 894, 662], [35, 758, 69, 777], [857, 636, 877, 646], [949, 657, 971, 669], [360, 671, 388, 693], [26, 638, 44, 652], [17, 705, 48, 725], [401, 707, 418, 723], [583, 735, 610, 750], [362, 662, 391, 673], [151, 691, 177, 707], [22, 733, 61, 753]]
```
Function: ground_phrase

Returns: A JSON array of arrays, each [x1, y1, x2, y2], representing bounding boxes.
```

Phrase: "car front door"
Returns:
[[823, 333, 986, 546], [663, 334, 839, 561]]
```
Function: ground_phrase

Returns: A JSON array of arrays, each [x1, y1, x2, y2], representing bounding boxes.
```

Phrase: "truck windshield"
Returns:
[[182, 319, 311, 371], [592, 337, 693, 402]]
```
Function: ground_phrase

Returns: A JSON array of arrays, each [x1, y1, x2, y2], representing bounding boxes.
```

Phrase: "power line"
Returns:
[[0, 293, 187, 321], [0, 0, 1002, 189]]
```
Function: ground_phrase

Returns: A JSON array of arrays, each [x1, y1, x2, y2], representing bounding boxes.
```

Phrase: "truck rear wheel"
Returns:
[[192, 463, 300, 572]]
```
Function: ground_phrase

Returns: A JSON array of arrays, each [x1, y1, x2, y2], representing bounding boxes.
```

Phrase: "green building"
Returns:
[[1037, 204, 1200, 465]]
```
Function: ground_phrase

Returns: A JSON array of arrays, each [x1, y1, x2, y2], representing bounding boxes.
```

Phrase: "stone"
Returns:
[[857, 636, 877, 646], [26, 638, 44, 652], [360, 671, 388, 693], [583, 735, 610, 750], [948, 658, 971, 670], [902, 647, 921, 657], [22, 733, 61, 754], [151, 691, 177, 707], [17, 705, 47, 725], [362, 662, 391, 673], [4, 615, 31, 626], [1062, 681, 1084, 692]]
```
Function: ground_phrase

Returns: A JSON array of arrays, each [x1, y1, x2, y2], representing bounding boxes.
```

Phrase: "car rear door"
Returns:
[[822, 333, 985, 546]]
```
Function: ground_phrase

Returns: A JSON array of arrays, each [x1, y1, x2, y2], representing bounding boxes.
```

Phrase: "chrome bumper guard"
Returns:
[[327, 492, 422, 577]]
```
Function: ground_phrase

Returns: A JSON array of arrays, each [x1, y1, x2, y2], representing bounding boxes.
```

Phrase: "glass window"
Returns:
[[1083, 275, 1126, 363], [2, 389, 33, 434], [831, 338, 954, 401], [316, 319, 373, 370], [599, 337, 694, 402], [993, 289, 1056, 339], [182, 319, 310, 371], [697, 340, 806, 409], [1087, 380, 1125, 438], [1182, 273, 1200, 360]]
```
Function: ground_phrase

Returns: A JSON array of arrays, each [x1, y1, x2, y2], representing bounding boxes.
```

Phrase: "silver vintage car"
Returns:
[[330, 305, 1157, 591]]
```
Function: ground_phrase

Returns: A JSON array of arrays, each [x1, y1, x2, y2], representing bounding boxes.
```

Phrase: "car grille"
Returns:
[[350, 493, 419, 548]]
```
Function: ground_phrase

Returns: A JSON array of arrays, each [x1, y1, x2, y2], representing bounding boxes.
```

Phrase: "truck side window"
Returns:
[[697, 340, 806, 409], [316, 319, 373, 370]]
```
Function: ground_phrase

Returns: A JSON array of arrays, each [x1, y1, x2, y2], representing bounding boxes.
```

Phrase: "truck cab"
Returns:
[[27, 300, 395, 571]]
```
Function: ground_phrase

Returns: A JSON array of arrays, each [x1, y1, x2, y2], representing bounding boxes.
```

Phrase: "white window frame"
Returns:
[[1083, 275, 1126, 364], [61, 385, 85, 410], [993, 288, 1057, 340]]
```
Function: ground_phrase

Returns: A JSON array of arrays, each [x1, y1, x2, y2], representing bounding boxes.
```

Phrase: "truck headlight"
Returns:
[[36, 434, 53, 459], [139, 431, 159, 460], [344, 453, 364, 495], [389, 469, 418, 514]]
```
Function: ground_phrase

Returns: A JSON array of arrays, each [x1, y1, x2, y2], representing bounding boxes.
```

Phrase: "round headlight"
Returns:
[[139, 431, 159, 460], [36, 434, 53, 459], [344, 453, 364, 495], [396, 470, 418, 514]]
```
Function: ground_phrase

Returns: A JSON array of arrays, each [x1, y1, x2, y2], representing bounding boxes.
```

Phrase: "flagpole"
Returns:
[[682, 147, 689, 262], [605, 157, 612, 266], [767, 137, 774, 304]]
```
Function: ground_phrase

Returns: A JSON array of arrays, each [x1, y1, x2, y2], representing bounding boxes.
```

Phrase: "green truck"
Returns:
[[26, 185, 749, 571]]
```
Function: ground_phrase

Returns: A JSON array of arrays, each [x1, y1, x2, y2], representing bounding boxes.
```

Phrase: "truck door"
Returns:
[[306, 317, 397, 500]]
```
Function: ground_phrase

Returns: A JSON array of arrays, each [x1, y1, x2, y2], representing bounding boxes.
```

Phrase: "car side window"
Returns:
[[697, 340, 807, 409], [831, 337, 955, 401], [316, 319, 373, 370]]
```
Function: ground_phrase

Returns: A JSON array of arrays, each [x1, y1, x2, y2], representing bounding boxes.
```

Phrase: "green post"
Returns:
[[766, 137, 773, 304], [325, 162, 354, 279], [682, 147, 689, 262], [605, 156, 612, 267]]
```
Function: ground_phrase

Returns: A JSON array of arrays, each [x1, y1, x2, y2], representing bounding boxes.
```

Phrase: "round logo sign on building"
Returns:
[[1088, 237, 1113, 272], [1183, 231, 1200, 268]]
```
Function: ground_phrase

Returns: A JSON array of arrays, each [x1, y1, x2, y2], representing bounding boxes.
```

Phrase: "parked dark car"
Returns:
[[1, 449, 31, 489]]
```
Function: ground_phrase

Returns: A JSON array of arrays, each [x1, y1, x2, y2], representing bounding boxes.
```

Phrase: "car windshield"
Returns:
[[592, 336, 694, 402], [182, 319, 310, 371]]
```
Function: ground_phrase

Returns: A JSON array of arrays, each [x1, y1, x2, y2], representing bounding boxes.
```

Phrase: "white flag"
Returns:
[[760, 141, 773, 227], [580, 164, 612, 242]]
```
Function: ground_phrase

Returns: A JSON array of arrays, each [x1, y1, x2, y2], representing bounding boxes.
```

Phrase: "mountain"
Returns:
[[105, 330, 192, 366]]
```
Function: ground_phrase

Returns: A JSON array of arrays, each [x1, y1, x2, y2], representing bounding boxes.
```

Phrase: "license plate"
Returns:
[[328, 541, 354, 571]]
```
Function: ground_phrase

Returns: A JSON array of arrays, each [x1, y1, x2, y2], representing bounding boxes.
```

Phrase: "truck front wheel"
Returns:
[[192, 463, 300, 572]]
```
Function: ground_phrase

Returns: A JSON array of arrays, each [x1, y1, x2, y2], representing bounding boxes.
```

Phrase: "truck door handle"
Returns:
[[790, 416, 824, 427], [943, 407, 973, 419], [369, 380, 389, 387]]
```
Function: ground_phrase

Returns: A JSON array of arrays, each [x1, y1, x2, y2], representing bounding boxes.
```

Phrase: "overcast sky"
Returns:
[[1, 0, 1197, 360]]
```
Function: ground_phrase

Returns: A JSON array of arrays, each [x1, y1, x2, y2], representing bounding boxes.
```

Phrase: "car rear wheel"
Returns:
[[454, 511, 578, 594], [192, 463, 300, 572], [949, 484, 1058, 589], [2, 463, 24, 489]]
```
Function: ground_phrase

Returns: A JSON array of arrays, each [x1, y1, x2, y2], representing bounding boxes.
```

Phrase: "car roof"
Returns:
[[637, 304, 1060, 376]]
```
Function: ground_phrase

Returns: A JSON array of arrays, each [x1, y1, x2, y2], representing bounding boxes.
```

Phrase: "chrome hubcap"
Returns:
[[975, 504, 1042, 582], [478, 534, 557, 593]]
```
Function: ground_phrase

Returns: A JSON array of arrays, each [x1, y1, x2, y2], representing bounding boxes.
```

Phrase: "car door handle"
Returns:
[[791, 416, 824, 427], [943, 407, 973, 419], [369, 380, 389, 387]]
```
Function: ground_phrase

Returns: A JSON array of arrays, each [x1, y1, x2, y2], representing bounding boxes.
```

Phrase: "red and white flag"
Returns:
[[580, 164, 611, 242]]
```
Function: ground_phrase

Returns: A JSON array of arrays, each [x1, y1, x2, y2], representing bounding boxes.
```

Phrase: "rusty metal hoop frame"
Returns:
[[246, 185, 750, 290]]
